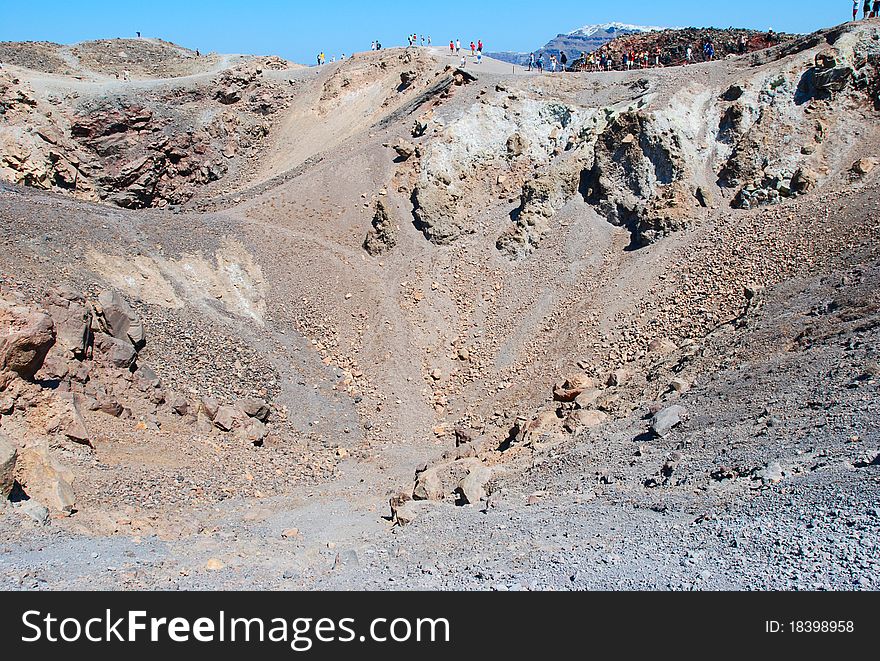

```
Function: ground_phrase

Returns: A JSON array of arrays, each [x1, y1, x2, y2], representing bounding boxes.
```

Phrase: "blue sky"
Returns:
[[0, 1, 848, 64]]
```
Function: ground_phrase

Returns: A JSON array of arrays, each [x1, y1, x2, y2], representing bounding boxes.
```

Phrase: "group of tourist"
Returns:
[[316, 51, 348, 65], [855, 1, 880, 20], [449, 38, 485, 66], [406, 34, 431, 47]]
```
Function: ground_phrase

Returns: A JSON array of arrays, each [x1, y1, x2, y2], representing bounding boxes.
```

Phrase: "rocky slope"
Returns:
[[0, 21, 878, 590]]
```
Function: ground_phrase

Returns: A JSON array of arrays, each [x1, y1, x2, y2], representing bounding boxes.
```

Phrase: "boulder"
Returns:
[[506, 132, 530, 157], [814, 50, 837, 70], [670, 377, 691, 394], [213, 405, 242, 432], [0, 433, 16, 498], [167, 394, 190, 416], [363, 200, 397, 256], [412, 466, 445, 501], [606, 367, 631, 387], [0, 300, 56, 387], [813, 66, 853, 94], [791, 167, 818, 193], [200, 396, 220, 421], [574, 389, 603, 410], [651, 405, 687, 437], [721, 84, 745, 102], [457, 465, 492, 505], [240, 418, 268, 446], [236, 397, 270, 422], [17, 444, 76, 514], [527, 410, 563, 437], [392, 138, 417, 160], [92, 332, 137, 369], [852, 158, 878, 177], [97, 290, 145, 349], [49, 393, 91, 446], [19, 501, 50, 524], [553, 374, 598, 402], [96, 397, 124, 418], [44, 296, 92, 359], [215, 86, 242, 105], [563, 409, 609, 432], [648, 338, 678, 355]]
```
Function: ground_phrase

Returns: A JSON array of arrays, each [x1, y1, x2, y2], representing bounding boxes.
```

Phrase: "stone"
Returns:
[[852, 158, 878, 176], [392, 138, 417, 160], [391, 500, 423, 526], [17, 444, 76, 514], [168, 394, 190, 416], [506, 132, 530, 157], [236, 397, 270, 422], [527, 410, 563, 437], [413, 466, 445, 501], [670, 377, 691, 393], [721, 84, 745, 101], [791, 167, 818, 193], [19, 500, 50, 524], [44, 296, 92, 358], [201, 397, 220, 421], [648, 338, 677, 355], [755, 461, 785, 486], [554, 374, 597, 402], [814, 50, 837, 70], [97, 290, 145, 349], [97, 398, 124, 417], [457, 465, 492, 505], [574, 389, 603, 410], [651, 405, 686, 437], [241, 418, 268, 446], [812, 65, 853, 94], [0, 433, 16, 498], [0, 300, 56, 386], [92, 332, 137, 369], [363, 200, 397, 256], [564, 409, 609, 432], [606, 367, 631, 387], [213, 405, 242, 432], [205, 558, 225, 571], [50, 393, 91, 446], [281, 528, 300, 539]]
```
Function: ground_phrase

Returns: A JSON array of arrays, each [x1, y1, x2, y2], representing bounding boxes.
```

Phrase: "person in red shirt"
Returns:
[[477, 40, 483, 52], [450, 41, 455, 53], [470, 41, 476, 55]]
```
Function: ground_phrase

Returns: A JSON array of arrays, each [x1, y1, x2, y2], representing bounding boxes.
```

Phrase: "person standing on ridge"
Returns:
[[560, 51, 568, 72], [450, 40, 455, 54], [477, 39, 483, 52], [854, 0, 860, 20], [477, 50, 483, 65], [470, 41, 476, 56], [873, 0, 880, 18], [427, 36, 432, 46], [528, 52, 535, 71], [456, 39, 461, 53], [865, 0, 871, 18]]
